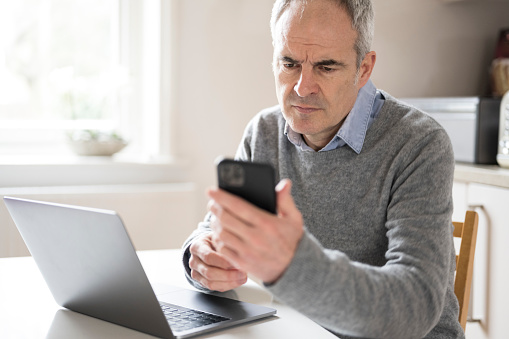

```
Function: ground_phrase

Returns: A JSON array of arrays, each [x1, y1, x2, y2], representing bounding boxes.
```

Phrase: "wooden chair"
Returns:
[[453, 210, 479, 331]]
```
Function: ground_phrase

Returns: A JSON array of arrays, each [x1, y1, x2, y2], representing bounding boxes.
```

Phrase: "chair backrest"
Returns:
[[453, 210, 479, 331]]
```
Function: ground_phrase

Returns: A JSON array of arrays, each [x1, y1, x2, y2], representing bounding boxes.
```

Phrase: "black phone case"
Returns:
[[217, 159, 276, 214]]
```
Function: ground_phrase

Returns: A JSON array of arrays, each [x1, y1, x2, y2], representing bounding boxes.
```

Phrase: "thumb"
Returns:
[[275, 179, 299, 218]]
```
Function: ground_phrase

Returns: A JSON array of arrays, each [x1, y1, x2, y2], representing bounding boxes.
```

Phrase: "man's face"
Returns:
[[273, 0, 374, 150]]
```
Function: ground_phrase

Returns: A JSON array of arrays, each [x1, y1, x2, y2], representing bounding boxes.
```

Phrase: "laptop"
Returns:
[[3, 196, 276, 339]]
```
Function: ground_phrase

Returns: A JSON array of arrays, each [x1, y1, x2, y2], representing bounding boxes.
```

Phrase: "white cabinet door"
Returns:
[[464, 183, 509, 339]]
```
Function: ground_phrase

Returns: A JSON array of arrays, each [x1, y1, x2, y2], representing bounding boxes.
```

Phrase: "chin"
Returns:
[[288, 119, 321, 136]]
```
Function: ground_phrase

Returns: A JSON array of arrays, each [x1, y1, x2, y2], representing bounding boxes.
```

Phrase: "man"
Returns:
[[182, 0, 464, 338]]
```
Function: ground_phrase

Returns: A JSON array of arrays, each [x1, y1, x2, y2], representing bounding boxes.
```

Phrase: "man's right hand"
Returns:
[[188, 233, 248, 292]]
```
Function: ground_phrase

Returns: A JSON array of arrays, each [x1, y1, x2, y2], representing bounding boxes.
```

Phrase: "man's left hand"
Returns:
[[207, 179, 304, 285]]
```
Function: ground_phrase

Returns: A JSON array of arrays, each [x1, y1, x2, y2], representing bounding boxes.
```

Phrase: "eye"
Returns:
[[319, 65, 334, 73], [283, 63, 297, 69]]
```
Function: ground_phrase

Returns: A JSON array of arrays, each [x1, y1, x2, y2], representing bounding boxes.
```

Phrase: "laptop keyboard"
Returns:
[[160, 303, 231, 332]]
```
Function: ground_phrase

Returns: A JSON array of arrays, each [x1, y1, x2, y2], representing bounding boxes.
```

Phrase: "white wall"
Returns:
[[175, 0, 277, 220], [371, 0, 509, 97], [174, 0, 509, 218]]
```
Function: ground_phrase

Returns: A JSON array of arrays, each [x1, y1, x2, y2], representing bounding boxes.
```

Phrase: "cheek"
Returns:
[[275, 74, 292, 100], [328, 82, 358, 113]]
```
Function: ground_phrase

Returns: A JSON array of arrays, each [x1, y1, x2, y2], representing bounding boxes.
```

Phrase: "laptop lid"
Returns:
[[3, 196, 276, 339]]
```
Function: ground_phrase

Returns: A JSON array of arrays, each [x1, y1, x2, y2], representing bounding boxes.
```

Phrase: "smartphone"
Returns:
[[216, 158, 276, 214]]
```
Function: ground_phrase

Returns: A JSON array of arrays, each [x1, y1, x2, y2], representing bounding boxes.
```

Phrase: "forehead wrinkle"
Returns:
[[280, 19, 342, 49], [287, 35, 339, 50]]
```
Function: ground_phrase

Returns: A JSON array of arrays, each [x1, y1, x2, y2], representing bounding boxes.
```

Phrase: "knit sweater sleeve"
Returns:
[[266, 128, 458, 338]]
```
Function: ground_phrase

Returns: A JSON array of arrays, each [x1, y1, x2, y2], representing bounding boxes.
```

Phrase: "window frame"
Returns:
[[0, 0, 184, 188]]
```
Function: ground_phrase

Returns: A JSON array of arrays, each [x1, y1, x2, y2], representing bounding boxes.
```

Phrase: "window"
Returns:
[[0, 0, 176, 161]]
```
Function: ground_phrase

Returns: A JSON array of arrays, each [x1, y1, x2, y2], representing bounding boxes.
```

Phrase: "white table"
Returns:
[[0, 249, 336, 338]]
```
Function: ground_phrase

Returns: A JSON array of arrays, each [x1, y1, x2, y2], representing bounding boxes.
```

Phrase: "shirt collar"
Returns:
[[284, 79, 379, 154], [336, 79, 378, 153]]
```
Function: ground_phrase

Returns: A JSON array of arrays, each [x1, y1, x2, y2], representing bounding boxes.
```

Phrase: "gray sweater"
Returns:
[[182, 93, 464, 338]]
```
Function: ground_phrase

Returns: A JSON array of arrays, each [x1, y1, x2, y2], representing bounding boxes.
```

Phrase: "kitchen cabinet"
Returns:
[[453, 164, 509, 339]]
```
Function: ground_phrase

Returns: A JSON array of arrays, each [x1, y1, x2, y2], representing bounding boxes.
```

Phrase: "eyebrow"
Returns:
[[314, 59, 346, 68], [280, 56, 299, 64], [279, 56, 346, 68]]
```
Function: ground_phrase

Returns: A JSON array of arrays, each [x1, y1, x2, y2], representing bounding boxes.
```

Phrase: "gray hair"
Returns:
[[270, 0, 374, 68]]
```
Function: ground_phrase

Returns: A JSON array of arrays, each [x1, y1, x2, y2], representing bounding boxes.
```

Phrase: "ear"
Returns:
[[356, 51, 376, 89]]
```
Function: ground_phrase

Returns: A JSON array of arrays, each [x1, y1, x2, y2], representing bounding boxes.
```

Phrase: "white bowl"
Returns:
[[67, 139, 127, 156]]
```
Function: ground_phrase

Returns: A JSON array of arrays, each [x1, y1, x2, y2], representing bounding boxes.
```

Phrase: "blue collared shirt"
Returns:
[[284, 79, 385, 153]]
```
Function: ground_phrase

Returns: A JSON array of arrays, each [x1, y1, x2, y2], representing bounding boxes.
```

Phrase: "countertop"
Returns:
[[454, 163, 509, 189]]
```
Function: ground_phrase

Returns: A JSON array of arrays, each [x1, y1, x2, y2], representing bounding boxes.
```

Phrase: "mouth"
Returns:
[[292, 105, 321, 114]]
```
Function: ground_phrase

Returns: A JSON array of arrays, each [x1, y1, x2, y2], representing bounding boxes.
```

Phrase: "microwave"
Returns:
[[401, 97, 501, 164]]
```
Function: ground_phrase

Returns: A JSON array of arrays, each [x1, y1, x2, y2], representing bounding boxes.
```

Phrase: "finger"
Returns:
[[207, 187, 271, 226], [210, 227, 241, 253], [189, 248, 247, 292], [211, 231, 245, 268], [208, 209, 255, 272], [215, 245, 243, 271], [189, 235, 237, 270], [275, 179, 300, 219], [189, 254, 246, 282], [190, 267, 247, 293], [209, 200, 255, 242]]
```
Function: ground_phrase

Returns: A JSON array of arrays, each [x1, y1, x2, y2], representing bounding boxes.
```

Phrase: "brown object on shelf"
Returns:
[[491, 28, 509, 97], [491, 58, 509, 97]]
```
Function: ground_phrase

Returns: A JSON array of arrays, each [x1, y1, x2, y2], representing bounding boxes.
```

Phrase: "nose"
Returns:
[[294, 66, 319, 97]]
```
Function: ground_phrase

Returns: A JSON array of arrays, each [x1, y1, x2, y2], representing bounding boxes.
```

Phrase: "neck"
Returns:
[[302, 122, 344, 151], [302, 131, 337, 152]]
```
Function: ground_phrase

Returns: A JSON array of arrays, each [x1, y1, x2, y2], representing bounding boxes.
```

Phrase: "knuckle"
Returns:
[[188, 256, 196, 269], [189, 241, 203, 255], [190, 269, 199, 280], [191, 269, 205, 285], [200, 266, 212, 279], [212, 239, 224, 253], [201, 251, 212, 263], [202, 251, 216, 265], [188, 254, 199, 269], [191, 270, 212, 290]]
